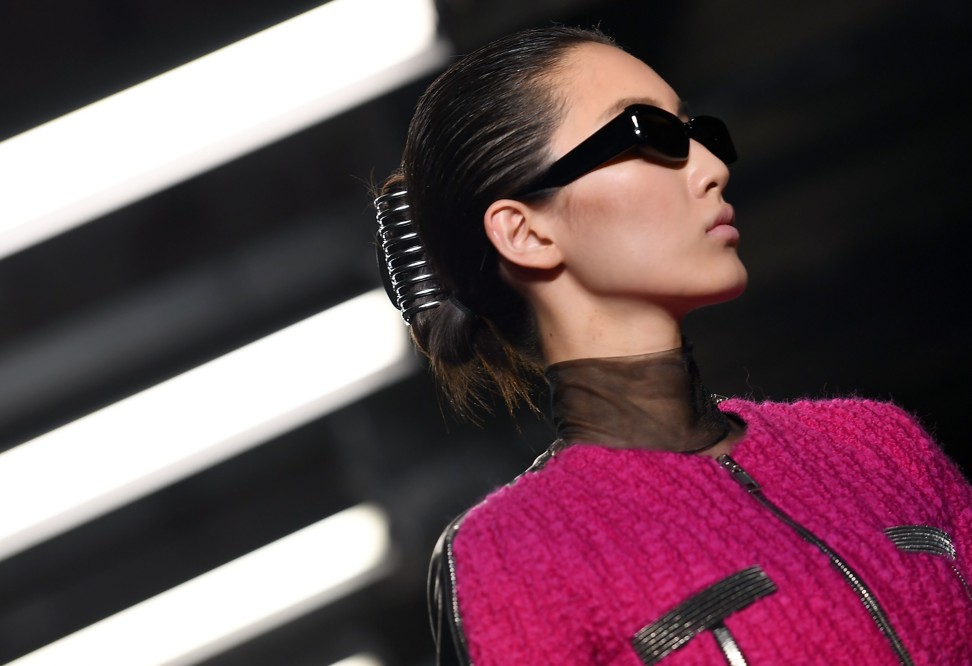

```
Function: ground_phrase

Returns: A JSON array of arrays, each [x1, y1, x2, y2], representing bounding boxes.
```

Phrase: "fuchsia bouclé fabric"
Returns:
[[447, 399, 972, 664]]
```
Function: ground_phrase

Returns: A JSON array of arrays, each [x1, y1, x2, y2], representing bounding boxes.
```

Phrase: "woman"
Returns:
[[375, 26, 972, 665]]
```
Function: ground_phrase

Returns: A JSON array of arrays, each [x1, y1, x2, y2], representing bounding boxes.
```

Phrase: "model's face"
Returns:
[[539, 43, 747, 317]]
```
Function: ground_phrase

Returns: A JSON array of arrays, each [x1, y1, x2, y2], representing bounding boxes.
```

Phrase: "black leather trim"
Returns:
[[429, 512, 472, 666]]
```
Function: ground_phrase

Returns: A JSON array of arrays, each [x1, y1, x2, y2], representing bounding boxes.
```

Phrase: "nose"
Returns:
[[688, 138, 730, 198]]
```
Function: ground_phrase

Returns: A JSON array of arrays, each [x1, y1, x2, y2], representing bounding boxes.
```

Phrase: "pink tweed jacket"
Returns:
[[430, 399, 972, 664]]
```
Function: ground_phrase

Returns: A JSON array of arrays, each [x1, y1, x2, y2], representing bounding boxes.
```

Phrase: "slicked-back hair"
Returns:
[[377, 26, 616, 420]]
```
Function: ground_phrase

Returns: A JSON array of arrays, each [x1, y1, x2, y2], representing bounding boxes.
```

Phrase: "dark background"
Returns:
[[0, 0, 969, 664]]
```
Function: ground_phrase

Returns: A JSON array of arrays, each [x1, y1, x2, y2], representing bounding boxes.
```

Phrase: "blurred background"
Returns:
[[0, 0, 969, 664]]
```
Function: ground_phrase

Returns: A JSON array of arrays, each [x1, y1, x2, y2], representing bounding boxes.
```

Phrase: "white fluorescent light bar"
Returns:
[[0, 0, 446, 260], [0, 289, 413, 562], [7, 504, 393, 666], [330, 656, 384, 666]]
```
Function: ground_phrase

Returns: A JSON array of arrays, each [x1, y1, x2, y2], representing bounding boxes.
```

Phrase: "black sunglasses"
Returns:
[[516, 104, 736, 198]]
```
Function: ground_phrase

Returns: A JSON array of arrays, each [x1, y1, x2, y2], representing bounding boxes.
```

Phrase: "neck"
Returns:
[[546, 341, 741, 453], [531, 290, 684, 364]]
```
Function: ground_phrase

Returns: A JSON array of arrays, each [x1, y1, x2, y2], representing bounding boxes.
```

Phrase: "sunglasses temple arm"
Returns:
[[520, 121, 634, 195]]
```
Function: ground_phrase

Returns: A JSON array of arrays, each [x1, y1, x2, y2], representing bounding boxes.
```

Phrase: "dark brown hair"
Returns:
[[377, 26, 615, 420]]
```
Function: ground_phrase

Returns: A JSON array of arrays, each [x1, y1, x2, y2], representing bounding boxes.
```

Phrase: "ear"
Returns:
[[483, 199, 563, 270]]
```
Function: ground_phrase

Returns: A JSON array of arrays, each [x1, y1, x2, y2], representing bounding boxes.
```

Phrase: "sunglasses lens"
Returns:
[[688, 116, 737, 164], [632, 108, 688, 162]]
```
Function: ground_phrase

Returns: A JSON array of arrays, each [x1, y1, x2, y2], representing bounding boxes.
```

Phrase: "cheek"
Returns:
[[590, 163, 687, 225], [573, 170, 688, 252], [560, 185, 686, 290]]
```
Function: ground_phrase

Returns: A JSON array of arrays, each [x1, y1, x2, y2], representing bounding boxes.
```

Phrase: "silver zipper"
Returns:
[[717, 455, 915, 666], [712, 623, 749, 666]]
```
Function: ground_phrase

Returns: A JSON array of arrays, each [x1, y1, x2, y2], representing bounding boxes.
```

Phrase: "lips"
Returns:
[[708, 204, 735, 230], [706, 204, 739, 244]]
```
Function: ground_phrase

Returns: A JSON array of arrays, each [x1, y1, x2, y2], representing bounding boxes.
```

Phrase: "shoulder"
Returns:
[[722, 395, 916, 421], [426, 441, 591, 664], [722, 396, 953, 479], [427, 440, 572, 594], [722, 396, 928, 440], [438, 441, 576, 560], [429, 439, 623, 577]]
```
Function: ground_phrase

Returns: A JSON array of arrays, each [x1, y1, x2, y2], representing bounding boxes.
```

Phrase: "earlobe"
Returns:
[[483, 199, 563, 270]]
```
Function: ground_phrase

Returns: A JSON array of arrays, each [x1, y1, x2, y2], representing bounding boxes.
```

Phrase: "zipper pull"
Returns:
[[717, 454, 761, 493]]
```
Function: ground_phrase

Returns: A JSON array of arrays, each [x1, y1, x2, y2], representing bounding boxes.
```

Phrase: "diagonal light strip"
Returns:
[[6, 504, 394, 666], [330, 656, 384, 666], [0, 0, 447, 260], [0, 289, 413, 562]]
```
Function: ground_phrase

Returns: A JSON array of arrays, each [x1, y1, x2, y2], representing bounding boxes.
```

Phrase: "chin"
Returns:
[[683, 267, 749, 314], [716, 258, 749, 301], [721, 267, 749, 302]]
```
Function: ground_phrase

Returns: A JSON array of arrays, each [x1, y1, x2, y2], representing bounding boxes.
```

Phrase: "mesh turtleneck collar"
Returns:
[[545, 341, 741, 453]]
